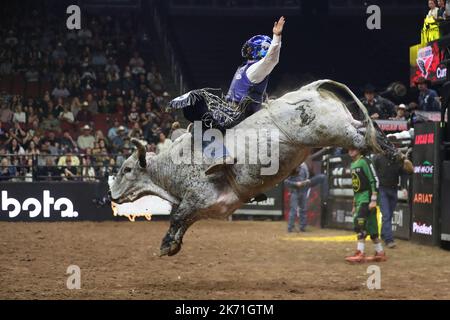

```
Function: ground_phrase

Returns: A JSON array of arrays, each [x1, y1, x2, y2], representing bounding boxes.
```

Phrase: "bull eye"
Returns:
[[124, 167, 132, 174]]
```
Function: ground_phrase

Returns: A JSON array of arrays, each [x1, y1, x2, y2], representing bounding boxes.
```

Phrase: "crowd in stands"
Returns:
[[0, 7, 179, 182], [361, 76, 443, 126]]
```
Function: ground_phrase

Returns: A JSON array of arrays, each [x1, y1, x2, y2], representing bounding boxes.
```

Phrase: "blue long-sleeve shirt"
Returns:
[[285, 163, 310, 192]]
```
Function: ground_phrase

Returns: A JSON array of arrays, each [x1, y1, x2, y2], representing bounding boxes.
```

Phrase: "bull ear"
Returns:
[[131, 138, 147, 169]]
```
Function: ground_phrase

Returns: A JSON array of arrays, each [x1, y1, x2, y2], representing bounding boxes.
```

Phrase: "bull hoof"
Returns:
[[159, 241, 182, 257]]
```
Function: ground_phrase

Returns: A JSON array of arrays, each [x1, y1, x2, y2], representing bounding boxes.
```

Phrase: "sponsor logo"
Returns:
[[415, 133, 435, 145], [414, 161, 434, 178], [413, 193, 433, 204], [0, 190, 78, 218], [375, 120, 408, 132], [392, 209, 404, 231], [351, 172, 361, 193], [437, 65, 447, 79], [417, 46, 433, 78], [413, 222, 433, 235]]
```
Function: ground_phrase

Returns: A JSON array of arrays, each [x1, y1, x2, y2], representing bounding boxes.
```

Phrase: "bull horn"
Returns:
[[131, 138, 147, 168]]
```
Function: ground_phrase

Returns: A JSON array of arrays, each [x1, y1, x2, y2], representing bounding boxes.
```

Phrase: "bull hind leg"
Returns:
[[160, 201, 200, 257]]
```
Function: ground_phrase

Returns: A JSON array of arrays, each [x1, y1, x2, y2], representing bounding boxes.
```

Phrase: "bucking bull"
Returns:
[[109, 80, 410, 257]]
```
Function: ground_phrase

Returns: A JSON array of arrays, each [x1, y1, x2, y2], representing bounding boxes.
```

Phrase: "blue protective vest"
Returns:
[[225, 62, 269, 112]]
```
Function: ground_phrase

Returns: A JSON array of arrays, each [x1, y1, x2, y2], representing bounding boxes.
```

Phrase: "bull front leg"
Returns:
[[160, 201, 200, 257]]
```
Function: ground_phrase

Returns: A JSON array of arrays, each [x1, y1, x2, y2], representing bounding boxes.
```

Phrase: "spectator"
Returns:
[[105, 57, 120, 74], [156, 132, 172, 154], [70, 97, 82, 118], [128, 103, 140, 123], [361, 84, 396, 119], [59, 104, 75, 123], [128, 122, 143, 139], [58, 153, 80, 167], [92, 49, 107, 68], [61, 157, 78, 181], [112, 126, 127, 151], [407, 102, 419, 126], [80, 68, 97, 90], [23, 158, 35, 182], [0, 103, 14, 123], [37, 157, 61, 181], [26, 107, 39, 126], [98, 90, 111, 113], [122, 70, 136, 92], [129, 52, 145, 75], [75, 102, 93, 123], [0, 158, 17, 181], [13, 105, 26, 123], [54, 98, 65, 117], [390, 104, 408, 121], [416, 77, 441, 111], [81, 156, 96, 181], [0, 122, 7, 142], [60, 131, 77, 151], [438, 0, 447, 19], [44, 132, 61, 155], [86, 93, 98, 114], [108, 120, 126, 140], [0, 58, 13, 75], [41, 113, 61, 132], [8, 138, 25, 155], [51, 82, 71, 99], [25, 67, 39, 82], [51, 42, 68, 62], [428, 0, 439, 19], [26, 140, 40, 156], [77, 125, 95, 150]]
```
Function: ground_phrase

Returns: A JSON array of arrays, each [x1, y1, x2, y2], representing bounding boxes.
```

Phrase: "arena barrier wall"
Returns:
[[411, 122, 442, 246], [0, 182, 285, 222], [0, 182, 115, 222], [441, 161, 450, 243], [233, 184, 284, 219], [324, 153, 412, 241]]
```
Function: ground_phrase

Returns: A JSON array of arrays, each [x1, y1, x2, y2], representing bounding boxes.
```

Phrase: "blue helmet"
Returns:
[[241, 35, 272, 61]]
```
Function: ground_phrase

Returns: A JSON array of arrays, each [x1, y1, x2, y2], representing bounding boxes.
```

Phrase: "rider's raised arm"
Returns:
[[246, 16, 285, 84], [246, 34, 282, 84]]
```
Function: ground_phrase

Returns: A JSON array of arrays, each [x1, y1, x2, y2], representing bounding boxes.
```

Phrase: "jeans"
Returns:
[[379, 186, 398, 244], [288, 191, 308, 232]]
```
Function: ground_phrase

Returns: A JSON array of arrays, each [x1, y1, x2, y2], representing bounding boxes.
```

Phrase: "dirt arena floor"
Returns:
[[1, 219, 450, 300]]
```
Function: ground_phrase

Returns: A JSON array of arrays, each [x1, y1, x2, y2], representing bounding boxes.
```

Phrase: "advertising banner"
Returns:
[[325, 197, 411, 240], [411, 122, 442, 245], [392, 202, 411, 240], [410, 40, 447, 87], [375, 120, 408, 132], [0, 182, 114, 222], [234, 184, 283, 218]]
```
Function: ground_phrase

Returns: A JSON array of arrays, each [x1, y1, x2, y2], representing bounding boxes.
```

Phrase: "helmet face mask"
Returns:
[[242, 35, 272, 61]]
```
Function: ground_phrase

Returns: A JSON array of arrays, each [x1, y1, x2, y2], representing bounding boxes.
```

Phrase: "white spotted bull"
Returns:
[[109, 80, 406, 257]]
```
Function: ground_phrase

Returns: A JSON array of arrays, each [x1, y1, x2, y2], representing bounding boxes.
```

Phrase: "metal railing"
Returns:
[[0, 153, 121, 182], [150, 1, 189, 95]]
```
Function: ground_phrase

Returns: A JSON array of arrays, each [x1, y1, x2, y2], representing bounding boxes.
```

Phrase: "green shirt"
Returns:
[[351, 156, 379, 205]]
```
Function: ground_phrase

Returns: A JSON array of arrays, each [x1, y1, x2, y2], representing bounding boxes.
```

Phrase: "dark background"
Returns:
[[0, 0, 430, 99]]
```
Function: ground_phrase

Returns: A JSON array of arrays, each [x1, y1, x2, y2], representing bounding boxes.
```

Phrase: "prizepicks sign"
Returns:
[[411, 122, 441, 245]]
